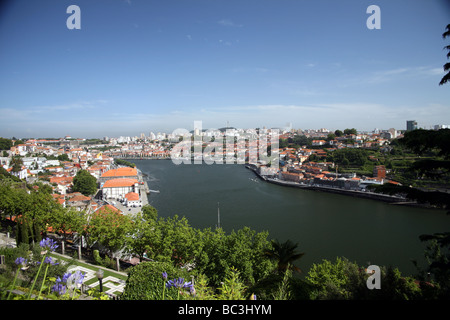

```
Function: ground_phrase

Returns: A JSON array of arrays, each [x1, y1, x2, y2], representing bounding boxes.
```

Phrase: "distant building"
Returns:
[[434, 124, 450, 130], [373, 165, 386, 179], [406, 120, 418, 131], [312, 140, 326, 146]]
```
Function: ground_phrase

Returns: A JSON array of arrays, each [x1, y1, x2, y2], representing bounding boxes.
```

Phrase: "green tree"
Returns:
[[439, 24, 450, 86], [57, 153, 70, 162], [141, 204, 158, 220], [264, 239, 305, 273], [328, 148, 368, 167], [13, 139, 24, 146], [127, 210, 161, 262], [5, 186, 58, 245], [153, 215, 198, 266], [194, 227, 275, 288], [0, 137, 12, 150], [306, 258, 421, 300], [47, 206, 87, 242], [121, 261, 191, 300], [415, 235, 450, 299], [326, 133, 336, 141], [85, 206, 133, 258], [334, 129, 344, 137], [344, 128, 357, 135], [306, 257, 360, 299], [10, 156, 23, 173], [222, 227, 275, 285], [72, 169, 97, 196]]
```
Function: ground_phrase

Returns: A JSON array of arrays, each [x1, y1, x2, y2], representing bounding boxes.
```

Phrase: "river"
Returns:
[[133, 159, 449, 277]]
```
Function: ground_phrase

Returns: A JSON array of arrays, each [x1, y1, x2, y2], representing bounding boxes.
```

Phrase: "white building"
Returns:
[[124, 192, 141, 207], [102, 178, 139, 200]]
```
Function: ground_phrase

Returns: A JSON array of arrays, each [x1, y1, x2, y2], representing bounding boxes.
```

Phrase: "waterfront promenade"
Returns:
[[245, 165, 410, 204], [104, 167, 150, 216]]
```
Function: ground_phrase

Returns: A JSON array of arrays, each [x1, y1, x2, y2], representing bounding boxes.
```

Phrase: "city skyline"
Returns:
[[1, 0, 449, 138]]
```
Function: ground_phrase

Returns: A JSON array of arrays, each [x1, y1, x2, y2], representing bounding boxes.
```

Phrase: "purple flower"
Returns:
[[39, 238, 58, 252], [61, 272, 72, 283], [15, 257, 29, 270], [166, 277, 193, 290], [44, 256, 59, 265], [66, 270, 85, 289], [162, 272, 168, 280], [52, 270, 85, 295], [15, 257, 27, 266], [51, 283, 67, 296]]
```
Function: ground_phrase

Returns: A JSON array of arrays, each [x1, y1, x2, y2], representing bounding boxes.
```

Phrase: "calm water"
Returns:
[[134, 159, 449, 276]]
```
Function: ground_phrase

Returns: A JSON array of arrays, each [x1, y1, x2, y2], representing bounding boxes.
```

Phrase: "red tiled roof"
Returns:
[[103, 178, 138, 188], [95, 204, 121, 214], [125, 192, 139, 201], [101, 167, 137, 178]]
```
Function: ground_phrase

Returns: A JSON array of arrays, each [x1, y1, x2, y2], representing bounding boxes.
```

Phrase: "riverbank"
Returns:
[[244, 165, 428, 206]]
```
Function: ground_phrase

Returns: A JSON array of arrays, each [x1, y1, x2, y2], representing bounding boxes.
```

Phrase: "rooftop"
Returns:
[[102, 178, 138, 188], [101, 167, 137, 178]]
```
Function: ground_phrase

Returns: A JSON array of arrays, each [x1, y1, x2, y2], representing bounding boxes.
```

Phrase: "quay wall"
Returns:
[[245, 165, 409, 204]]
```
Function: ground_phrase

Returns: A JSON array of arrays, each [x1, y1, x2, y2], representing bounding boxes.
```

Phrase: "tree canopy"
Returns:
[[72, 169, 97, 196], [439, 24, 450, 86], [0, 137, 12, 151]]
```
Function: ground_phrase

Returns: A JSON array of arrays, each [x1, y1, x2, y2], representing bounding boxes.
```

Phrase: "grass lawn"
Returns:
[[50, 253, 128, 282]]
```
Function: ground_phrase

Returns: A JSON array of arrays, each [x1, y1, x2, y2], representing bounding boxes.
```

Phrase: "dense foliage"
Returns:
[[72, 169, 97, 196], [1, 129, 449, 299], [114, 159, 136, 168], [121, 261, 191, 300]]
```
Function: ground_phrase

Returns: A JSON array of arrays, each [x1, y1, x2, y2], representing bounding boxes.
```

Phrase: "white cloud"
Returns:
[[217, 19, 242, 27], [218, 39, 232, 46], [2, 101, 449, 138], [367, 66, 444, 84]]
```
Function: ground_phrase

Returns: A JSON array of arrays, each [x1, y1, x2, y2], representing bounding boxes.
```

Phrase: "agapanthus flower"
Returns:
[[51, 270, 85, 297], [51, 282, 67, 296], [61, 272, 72, 283], [66, 270, 85, 290], [15, 257, 27, 266], [39, 237, 58, 253], [44, 256, 59, 265], [36, 256, 59, 266], [14, 257, 28, 270], [166, 277, 193, 290], [162, 271, 168, 280]]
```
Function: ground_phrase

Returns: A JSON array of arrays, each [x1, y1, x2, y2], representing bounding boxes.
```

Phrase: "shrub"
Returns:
[[121, 261, 192, 300]]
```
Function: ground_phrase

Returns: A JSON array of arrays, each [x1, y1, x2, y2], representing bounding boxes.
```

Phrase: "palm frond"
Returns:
[[439, 71, 450, 86], [443, 24, 450, 39], [444, 62, 450, 72]]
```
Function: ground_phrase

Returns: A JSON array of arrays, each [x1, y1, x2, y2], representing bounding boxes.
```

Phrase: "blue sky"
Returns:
[[0, 0, 449, 138]]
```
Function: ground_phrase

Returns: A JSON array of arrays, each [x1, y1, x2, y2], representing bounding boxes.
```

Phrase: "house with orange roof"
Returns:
[[280, 171, 304, 183], [124, 192, 141, 207], [50, 175, 74, 194], [7, 166, 28, 180], [52, 194, 66, 207], [87, 164, 109, 180], [312, 140, 326, 146], [100, 167, 138, 183], [101, 178, 139, 200], [66, 193, 92, 211]]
